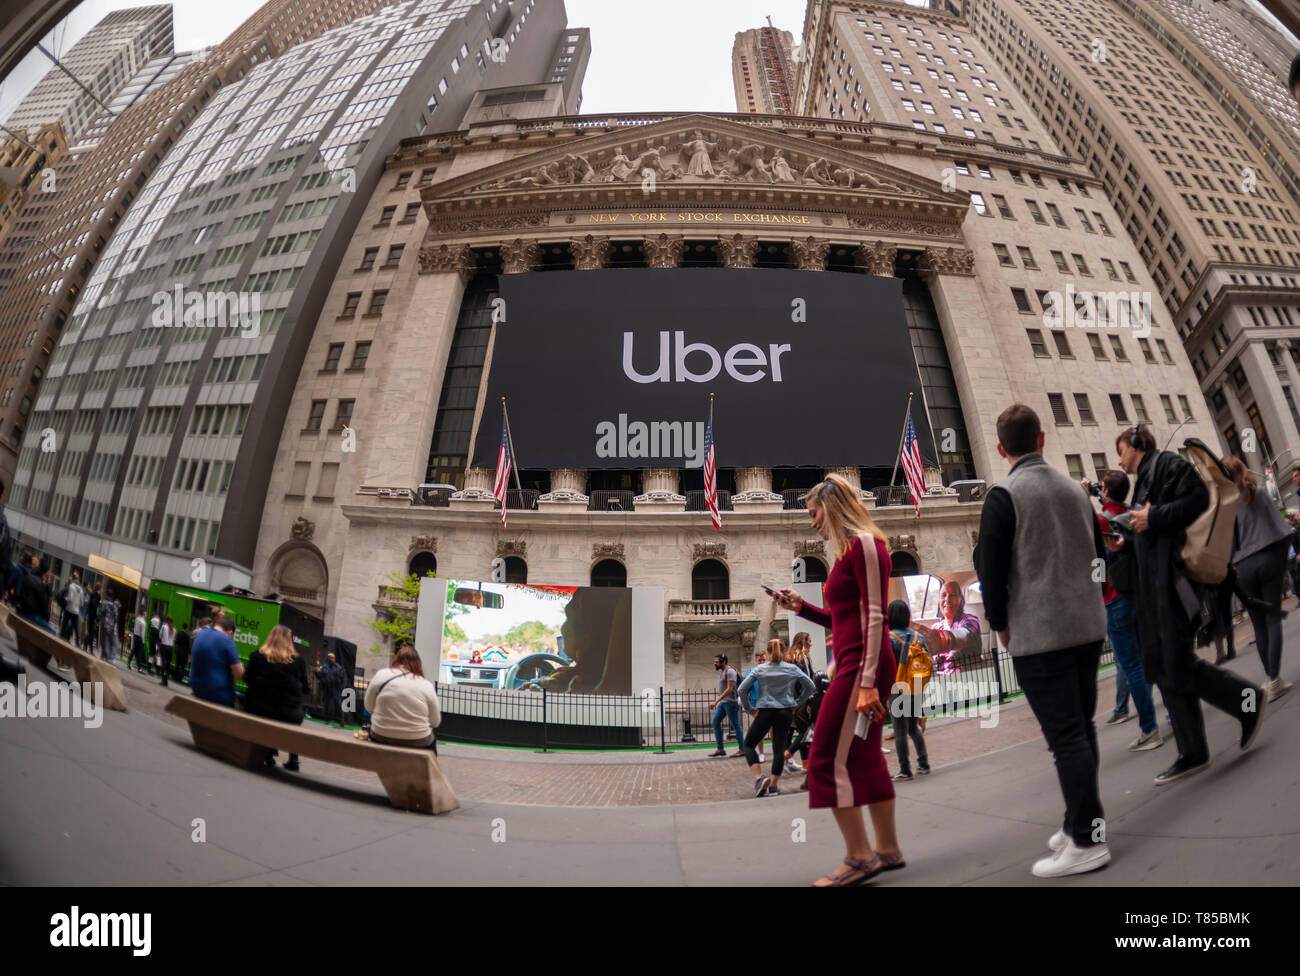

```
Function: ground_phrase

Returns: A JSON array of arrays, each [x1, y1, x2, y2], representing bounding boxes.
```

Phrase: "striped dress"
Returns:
[[796, 533, 897, 809]]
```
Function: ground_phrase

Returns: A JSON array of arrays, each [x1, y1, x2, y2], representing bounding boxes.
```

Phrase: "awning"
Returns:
[[88, 554, 142, 589]]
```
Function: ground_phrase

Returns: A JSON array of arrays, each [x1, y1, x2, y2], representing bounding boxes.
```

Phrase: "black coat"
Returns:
[[243, 652, 309, 725], [17, 570, 51, 621], [1130, 449, 1210, 691]]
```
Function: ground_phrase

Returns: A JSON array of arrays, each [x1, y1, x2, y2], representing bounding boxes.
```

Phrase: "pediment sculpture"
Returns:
[[473, 129, 907, 193]]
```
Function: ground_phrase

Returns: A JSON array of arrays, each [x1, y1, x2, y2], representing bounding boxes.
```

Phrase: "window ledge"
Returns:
[[300, 427, 321, 435], [361, 312, 382, 319], [285, 491, 306, 499], [312, 495, 335, 503], [344, 366, 366, 373]]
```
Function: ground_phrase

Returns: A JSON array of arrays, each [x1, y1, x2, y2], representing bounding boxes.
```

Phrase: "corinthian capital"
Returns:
[[569, 234, 611, 270], [500, 238, 541, 274], [789, 236, 830, 271], [643, 234, 686, 268], [717, 234, 758, 268], [418, 243, 477, 279], [918, 246, 976, 277]]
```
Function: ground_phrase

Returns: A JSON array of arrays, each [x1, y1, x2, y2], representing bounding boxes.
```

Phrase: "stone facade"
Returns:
[[249, 106, 1217, 684]]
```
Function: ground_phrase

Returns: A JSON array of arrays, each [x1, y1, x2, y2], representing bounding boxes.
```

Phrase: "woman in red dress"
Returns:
[[774, 474, 902, 886]]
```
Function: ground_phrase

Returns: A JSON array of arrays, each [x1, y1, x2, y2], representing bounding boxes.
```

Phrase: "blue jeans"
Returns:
[[22, 614, 57, 635], [1107, 595, 1156, 734], [712, 700, 743, 750]]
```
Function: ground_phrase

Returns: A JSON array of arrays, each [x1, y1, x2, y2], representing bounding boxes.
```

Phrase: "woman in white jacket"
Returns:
[[364, 645, 442, 750]]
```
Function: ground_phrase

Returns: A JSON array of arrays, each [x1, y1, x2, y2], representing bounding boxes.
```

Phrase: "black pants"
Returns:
[[158, 645, 173, 686], [1159, 652, 1258, 765], [174, 648, 189, 682], [1235, 540, 1286, 681], [1013, 641, 1105, 848], [131, 635, 147, 670], [743, 708, 792, 776], [324, 692, 344, 726], [891, 694, 929, 774]]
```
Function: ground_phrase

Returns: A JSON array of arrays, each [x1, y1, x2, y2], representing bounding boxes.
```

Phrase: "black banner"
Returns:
[[471, 268, 929, 470]]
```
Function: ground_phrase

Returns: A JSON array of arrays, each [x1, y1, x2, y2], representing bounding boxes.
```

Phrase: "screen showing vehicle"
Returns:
[[440, 579, 632, 694]]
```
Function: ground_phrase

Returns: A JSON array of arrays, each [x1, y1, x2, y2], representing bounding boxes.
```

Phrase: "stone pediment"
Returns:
[[422, 114, 957, 214]]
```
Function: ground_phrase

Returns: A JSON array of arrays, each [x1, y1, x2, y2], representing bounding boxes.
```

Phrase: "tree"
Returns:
[[445, 620, 466, 642], [504, 620, 559, 652], [366, 571, 426, 655]]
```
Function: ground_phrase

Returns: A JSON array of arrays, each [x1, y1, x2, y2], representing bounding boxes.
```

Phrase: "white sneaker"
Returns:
[[757, 753, 765, 763], [1032, 840, 1111, 878], [1048, 829, 1068, 853], [787, 758, 804, 772], [1266, 678, 1293, 701]]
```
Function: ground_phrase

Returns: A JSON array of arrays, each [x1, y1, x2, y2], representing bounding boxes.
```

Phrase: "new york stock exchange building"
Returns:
[[252, 90, 1216, 687]]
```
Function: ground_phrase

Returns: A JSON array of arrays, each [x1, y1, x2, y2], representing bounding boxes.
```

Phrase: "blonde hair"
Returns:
[[1222, 456, 1257, 505], [788, 632, 811, 664], [259, 624, 297, 664], [806, 473, 887, 558], [766, 638, 786, 664]]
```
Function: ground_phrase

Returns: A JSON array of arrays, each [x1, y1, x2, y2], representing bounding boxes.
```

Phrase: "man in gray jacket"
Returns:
[[975, 404, 1110, 878]]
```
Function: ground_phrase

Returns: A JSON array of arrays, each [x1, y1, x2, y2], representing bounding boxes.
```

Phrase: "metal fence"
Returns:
[[424, 636, 1116, 751]]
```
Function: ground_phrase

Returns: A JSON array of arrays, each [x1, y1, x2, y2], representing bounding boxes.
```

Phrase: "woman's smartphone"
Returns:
[[761, 584, 778, 596]]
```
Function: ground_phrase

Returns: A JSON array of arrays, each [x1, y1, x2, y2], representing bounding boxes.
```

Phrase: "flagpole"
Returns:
[[501, 396, 523, 494], [916, 382, 943, 479], [888, 393, 914, 488]]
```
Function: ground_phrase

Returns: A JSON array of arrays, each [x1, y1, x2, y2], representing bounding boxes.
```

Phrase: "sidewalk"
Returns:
[[2, 617, 1294, 885]]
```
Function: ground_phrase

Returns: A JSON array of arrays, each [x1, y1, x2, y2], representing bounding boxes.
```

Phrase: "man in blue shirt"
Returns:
[[189, 616, 244, 706]]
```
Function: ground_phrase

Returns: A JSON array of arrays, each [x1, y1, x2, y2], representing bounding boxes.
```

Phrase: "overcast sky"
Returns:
[[2, 0, 813, 122]]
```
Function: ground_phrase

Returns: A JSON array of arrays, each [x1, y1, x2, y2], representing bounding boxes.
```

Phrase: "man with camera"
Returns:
[[1083, 472, 1162, 752]]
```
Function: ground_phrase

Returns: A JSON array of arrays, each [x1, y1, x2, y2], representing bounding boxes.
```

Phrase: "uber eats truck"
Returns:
[[145, 580, 325, 676]]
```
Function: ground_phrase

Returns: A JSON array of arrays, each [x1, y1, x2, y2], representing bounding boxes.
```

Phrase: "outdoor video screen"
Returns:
[[470, 268, 928, 470], [440, 579, 632, 695]]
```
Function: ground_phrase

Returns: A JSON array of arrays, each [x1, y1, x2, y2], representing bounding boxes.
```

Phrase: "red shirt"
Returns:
[[1097, 498, 1126, 604], [796, 534, 892, 687]]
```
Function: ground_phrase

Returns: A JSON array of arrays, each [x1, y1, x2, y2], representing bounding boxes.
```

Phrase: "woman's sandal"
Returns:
[[876, 850, 906, 871], [812, 856, 882, 887]]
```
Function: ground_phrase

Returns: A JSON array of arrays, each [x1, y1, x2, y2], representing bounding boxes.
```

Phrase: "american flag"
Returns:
[[901, 406, 925, 518], [704, 401, 721, 531], [493, 411, 511, 529]]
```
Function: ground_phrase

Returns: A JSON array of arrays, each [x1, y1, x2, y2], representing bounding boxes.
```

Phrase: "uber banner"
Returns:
[[471, 268, 930, 470]]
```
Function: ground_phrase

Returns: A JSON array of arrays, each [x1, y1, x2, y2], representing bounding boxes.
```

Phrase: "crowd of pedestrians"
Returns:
[[761, 405, 1286, 885]]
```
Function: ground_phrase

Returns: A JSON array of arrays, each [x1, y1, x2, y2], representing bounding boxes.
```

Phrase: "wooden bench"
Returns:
[[165, 695, 459, 814], [1, 604, 128, 711]]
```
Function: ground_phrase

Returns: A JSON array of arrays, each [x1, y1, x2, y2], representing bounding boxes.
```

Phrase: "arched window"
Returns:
[[889, 551, 919, 577], [590, 559, 626, 587], [409, 551, 437, 577], [802, 557, 828, 583], [504, 556, 527, 584], [691, 558, 729, 600]]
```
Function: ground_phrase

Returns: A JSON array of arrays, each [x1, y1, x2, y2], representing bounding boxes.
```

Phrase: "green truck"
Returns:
[[145, 580, 326, 672]]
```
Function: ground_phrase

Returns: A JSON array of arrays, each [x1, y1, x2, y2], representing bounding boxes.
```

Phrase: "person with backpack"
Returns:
[[1111, 424, 1267, 786], [1224, 457, 1293, 702], [886, 600, 931, 781], [708, 654, 745, 757], [1086, 470, 1163, 752], [737, 638, 815, 797]]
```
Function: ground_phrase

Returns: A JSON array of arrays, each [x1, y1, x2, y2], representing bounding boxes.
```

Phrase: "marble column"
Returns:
[[1238, 341, 1299, 472], [918, 246, 1013, 481], [1216, 376, 1254, 453], [538, 468, 588, 512], [732, 466, 782, 512], [450, 467, 497, 509], [634, 467, 686, 510], [1274, 340, 1300, 466]]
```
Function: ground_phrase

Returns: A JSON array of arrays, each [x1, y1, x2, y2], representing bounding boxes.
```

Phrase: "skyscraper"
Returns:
[[6, 0, 585, 596], [4, 5, 175, 144], [958, 0, 1300, 471], [732, 25, 797, 114]]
